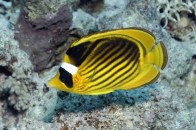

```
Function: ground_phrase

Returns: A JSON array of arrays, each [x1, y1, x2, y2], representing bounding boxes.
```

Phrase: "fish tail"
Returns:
[[120, 42, 167, 90], [145, 41, 168, 70]]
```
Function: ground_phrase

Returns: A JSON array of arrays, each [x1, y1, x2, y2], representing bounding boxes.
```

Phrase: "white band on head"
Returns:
[[61, 62, 78, 74]]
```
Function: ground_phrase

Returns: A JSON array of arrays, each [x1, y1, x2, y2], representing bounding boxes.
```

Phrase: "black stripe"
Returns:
[[66, 41, 90, 66], [92, 41, 139, 76], [91, 40, 138, 81], [77, 40, 101, 66], [108, 53, 140, 89], [66, 40, 99, 66], [92, 39, 112, 56], [90, 47, 139, 90], [82, 45, 140, 92], [142, 72, 160, 86], [80, 41, 115, 72], [91, 43, 133, 82], [92, 52, 140, 92], [160, 41, 168, 69], [81, 40, 124, 75]]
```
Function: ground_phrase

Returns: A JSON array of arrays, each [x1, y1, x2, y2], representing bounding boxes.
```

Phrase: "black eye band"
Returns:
[[59, 67, 73, 88]]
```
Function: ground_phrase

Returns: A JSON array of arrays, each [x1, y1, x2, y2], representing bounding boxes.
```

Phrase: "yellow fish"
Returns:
[[48, 28, 168, 95]]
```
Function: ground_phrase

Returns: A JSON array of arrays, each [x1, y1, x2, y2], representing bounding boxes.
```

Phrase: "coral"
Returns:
[[52, 85, 194, 129], [96, 0, 160, 32], [161, 39, 192, 81], [16, 118, 61, 130], [156, 0, 195, 25], [173, 55, 196, 108], [155, 0, 196, 44], [0, 0, 20, 29], [51, 0, 195, 129], [72, 9, 96, 35], [0, 15, 32, 111], [0, 0, 12, 19], [0, 5, 58, 128], [104, 0, 130, 9]]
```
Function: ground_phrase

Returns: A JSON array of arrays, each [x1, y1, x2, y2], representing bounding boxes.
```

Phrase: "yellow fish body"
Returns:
[[48, 28, 168, 95]]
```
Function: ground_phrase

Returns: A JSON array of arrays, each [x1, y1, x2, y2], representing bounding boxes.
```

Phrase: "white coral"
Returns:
[[156, 0, 195, 27]]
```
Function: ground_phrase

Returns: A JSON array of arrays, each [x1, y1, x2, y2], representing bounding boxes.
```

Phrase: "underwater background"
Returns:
[[0, 0, 195, 129]]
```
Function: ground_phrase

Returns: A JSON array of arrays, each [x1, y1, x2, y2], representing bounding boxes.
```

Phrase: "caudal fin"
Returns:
[[145, 41, 168, 70]]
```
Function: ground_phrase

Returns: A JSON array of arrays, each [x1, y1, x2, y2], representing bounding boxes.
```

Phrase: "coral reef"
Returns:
[[0, 13, 58, 124], [0, 0, 195, 130], [174, 54, 196, 109], [72, 9, 96, 35], [52, 85, 194, 129], [0, 0, 58, 128]]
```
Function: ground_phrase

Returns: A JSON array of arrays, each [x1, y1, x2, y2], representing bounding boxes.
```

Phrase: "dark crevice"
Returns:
[[78, 0, 104, 13], [0, 91, 20, 116], [187, 12, 196, 22], [0, 91, 10, 99], [173, 35, 183, 42], [3, 0, 11, 2], [7, 104, 19, 116], [57, 91, 70, 100], [159, 7, 164, 13], [160, 18, 166, 27], [0, 66, 12, 76], [192, 55, 196, 60]]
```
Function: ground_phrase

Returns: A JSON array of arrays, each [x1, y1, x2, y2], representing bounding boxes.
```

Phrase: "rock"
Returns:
[[15, 1, 72, 71]]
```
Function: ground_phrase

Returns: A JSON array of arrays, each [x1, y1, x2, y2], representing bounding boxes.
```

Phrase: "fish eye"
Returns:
[[59, 67, 73, 88]]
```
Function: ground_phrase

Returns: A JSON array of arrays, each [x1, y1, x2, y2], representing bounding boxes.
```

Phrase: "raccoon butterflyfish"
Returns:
[[48, 27, 168, 95]]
